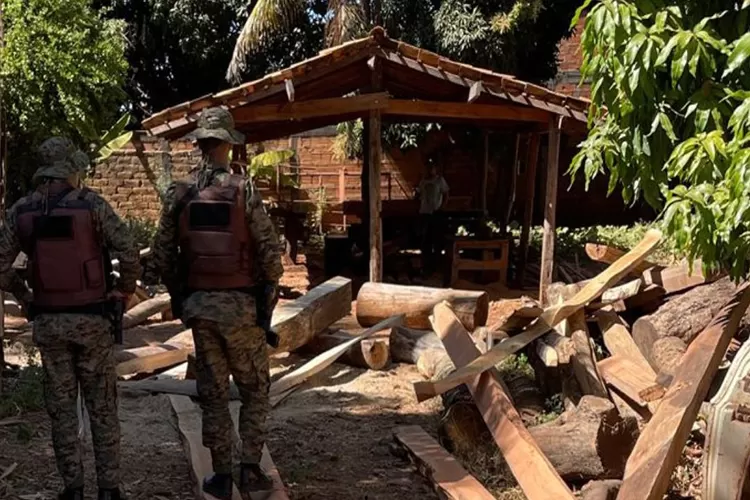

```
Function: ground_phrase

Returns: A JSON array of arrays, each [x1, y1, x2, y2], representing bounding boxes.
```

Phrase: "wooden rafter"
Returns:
[[385, 99, 549, 122], [233, 92, 389, 124]]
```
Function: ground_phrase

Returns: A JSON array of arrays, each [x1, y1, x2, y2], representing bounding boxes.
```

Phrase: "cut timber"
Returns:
[[598, 355, 661, 412], [389, 326, 445, 364], [595, 309, 653, 373], [385, 99, 549, 123], [616, 282, 750, 500], [356, 283, 488, 331], [650, 336, 687, 379], [492, 297, 542, 334], [296, 331, 390, 370], [632, 277, 741, 371], [270, 315, 403, 398], [414, 229, 662, 402], [535, 340, 558, 367], [539, 116, 561, 304], [642, 260, 722, 295], [118, 276, 352, 363], [116, 347, 191, 377], [393, 425, 494, 500], [233, 92, 388, 123], [604, 285, 665, 314], [542, 331, 575, 364], [585, 243, 656, 276], [569, 311, 608, 398], [122, 294, 171, 329], [429, 302, 574, 499], [580, 480, 621, 500]]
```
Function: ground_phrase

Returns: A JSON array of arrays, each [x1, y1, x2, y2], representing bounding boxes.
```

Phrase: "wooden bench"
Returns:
[[449, 238, 509, 287]]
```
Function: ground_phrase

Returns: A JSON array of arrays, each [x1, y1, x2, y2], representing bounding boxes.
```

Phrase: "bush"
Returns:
[[123, 216, 158, 250]]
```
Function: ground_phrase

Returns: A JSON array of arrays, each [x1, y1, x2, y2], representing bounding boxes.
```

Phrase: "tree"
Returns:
[[95, 0, 328, 119], [570, 0, 750, 278], [0, 0, 128, 201]]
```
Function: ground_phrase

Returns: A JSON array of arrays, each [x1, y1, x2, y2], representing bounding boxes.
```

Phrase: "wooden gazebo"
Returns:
[[142, 27, 590, 301]]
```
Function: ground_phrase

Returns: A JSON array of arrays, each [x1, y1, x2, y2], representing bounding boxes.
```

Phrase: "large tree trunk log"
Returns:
[[439, 393, 639, 482], [356, 283, 488, 331], [116, 277, 353, 366], [295, 331, 390, 370], [122, 294, 171, 329], [388, 326, 445, 364], [632, 277, 748, 372]]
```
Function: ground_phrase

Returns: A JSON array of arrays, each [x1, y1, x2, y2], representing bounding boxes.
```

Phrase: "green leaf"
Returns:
[[571, 0, 595, 29], [724, 33, 750, 77], [97, 131, 133, 161], [672, 44, 689, 85], [659, 112, 678, 141], [100, 113, 131, 146], [656, 33, 681, 66]]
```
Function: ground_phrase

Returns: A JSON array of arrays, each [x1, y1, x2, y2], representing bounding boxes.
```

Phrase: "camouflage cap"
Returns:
[[183, 107, 245, 145], [32, 137, 85, 181]]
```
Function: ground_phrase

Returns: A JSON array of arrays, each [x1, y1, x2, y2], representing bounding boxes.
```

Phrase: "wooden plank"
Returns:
[[616, 283, 750, 500], [394, 425, 495, 500], [269, 315, 403, 398], [385, 99, 549, 123], [585, 243, 656, 276], [598, 355, 661, 409], [232, 93, 388, 124], [539, 116, 561, 304], [641, 260, 723, 295], [569, 311, 608, 398], [284, 79, 295, 102], [517, 133, 540, 286], [122, 294, 171, 329], [595, 308, 654, 374], [116, 347, 191, 377], [429, 302, 574, 500], [413, 229, 662, 402], [369, 58, 383, 283]]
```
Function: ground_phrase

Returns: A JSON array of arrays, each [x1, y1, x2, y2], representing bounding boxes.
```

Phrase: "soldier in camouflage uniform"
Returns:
[[0, 138, 139, 500], [144, 107, 283, 498]]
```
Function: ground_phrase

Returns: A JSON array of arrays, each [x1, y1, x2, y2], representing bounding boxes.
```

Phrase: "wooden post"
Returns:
[[481, 130, 489, 214], [368, 56, 383, 282], [517, 133, 540, 287], [0, 1, 6, 392], [539, 117, 561, 304], [339, 168, 345, 203]]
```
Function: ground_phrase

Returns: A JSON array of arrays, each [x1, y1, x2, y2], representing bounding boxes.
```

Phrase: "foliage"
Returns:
[[496, 353, 534, 379], [96, 0, 327, 117], [0, 364, 45, 420], [0, 0, 128, 202], [246, 148, 299, 188], [332, 120, 364, 160], [123, 217, 158, 250], [306, 186, 328, 235], [570, 0, 750, 278], [78, 112, 134, 162]]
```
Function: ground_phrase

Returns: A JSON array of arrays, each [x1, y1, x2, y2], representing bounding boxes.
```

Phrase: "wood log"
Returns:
[[542, 331, 575, 364], [535, 340, 558, 367], [632, 277, 746, 371], [296, 331, 390, 370], [116, 276, 352, 366], [389, 326, 445, 364], [122, 294, 171, 330], [491, 297, 542, 334], [413, 230, 662, 402], [438, 393, 639, 482], [580, 480, 621, 500], [569, 311, 608, 398], [617, 282, 750, 500], [642, 260, 722, 295], [585, 243, 656, 275], [393, 426, 495, 500], [650, 336, 687, 379], [429, 302, 574, 499], [356, 283, 488, 331]]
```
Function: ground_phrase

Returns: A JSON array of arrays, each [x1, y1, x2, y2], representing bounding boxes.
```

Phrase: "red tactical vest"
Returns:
[[16, 182, 109, 309], [177, 174, 253, 290]]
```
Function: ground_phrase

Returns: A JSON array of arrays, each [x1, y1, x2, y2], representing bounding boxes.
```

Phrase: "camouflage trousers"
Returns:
[[33, 313, 120, 489], [189, 319, 270, 474]]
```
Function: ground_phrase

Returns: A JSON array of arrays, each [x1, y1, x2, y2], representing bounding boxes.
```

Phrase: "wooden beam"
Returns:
[[369, 58, 383, 282], [413, 229, 662, 402], [116, 348, 191, 377], [284, 79, 295, 102], [641, 260, 723, 295], [122, 294, 171, 329], [233, 92, 388, 124], [481, 130, 489, 214], [394, 425, 495, 500], [569, 311, 608, 398], [616, 283, 750, 500], [595, 309, 653, 374], [429, 302, 575, 500], [517, 133, 540, 287], [539, 116, 562, 304], [585, 243, 656, 276], [385, 99, 549, 123], [597, 355, 661, 413], [468, 81, 484, 103]]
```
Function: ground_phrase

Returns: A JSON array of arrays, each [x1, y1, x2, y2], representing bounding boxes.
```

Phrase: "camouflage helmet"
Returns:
[[183, 107, 245, 145], [32, 137, 85, 181]]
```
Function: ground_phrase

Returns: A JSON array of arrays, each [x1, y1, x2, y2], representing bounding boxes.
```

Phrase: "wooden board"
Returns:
[[429, 302, 574, 500], [270, 315, 403, 398], [598, 355, 660, 409], [116, 347, 191, 377], [642, 260, 722, 295], [569, 311, 608, 398], [596, 309, 653, 373], [394, 425, 494, 500], [413, 229, 662, 402], [616, 283, 750, 500]]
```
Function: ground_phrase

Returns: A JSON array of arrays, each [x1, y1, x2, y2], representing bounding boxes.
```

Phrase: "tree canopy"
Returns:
[[570, 0, 750, 278], [0, 0, 128, 200]]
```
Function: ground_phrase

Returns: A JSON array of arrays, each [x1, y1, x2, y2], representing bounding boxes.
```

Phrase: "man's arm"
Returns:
[[91, 195, 140, 294], [143, 184, 179, 287], [0, 204, 33, 306]]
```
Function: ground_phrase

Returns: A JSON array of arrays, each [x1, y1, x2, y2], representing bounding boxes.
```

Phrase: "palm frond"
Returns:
[[326, 0, 367, 47], [226, 0, 304, 84]]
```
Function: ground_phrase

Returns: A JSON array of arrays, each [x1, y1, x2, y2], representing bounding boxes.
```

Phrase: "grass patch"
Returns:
[[0, 363, 45, 420], [495, 353, 534, 380], [123, 216, 157, 250]]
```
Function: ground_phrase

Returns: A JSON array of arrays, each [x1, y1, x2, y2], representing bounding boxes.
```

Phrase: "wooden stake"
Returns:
[[616, 283, 750, 500], [368, 60, 383, 282], [539, 116, 561, 304]]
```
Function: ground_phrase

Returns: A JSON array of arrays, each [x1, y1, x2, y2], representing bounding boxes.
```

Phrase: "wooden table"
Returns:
[[448, 238, 509, 287]]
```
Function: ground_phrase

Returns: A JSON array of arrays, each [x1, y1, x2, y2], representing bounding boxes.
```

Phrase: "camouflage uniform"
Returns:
[[0, 138, 140, 493], [144, 108, 283, 477]]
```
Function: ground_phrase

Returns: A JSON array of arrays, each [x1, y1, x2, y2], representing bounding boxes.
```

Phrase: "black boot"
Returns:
[[98, 488, 124, 500], [239, 463, 274, 493], [203, 473, 233, 500], [58, 487, 84, 500]]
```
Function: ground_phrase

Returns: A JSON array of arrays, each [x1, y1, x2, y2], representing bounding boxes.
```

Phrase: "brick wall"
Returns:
[[552, 14, 591, 98]]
